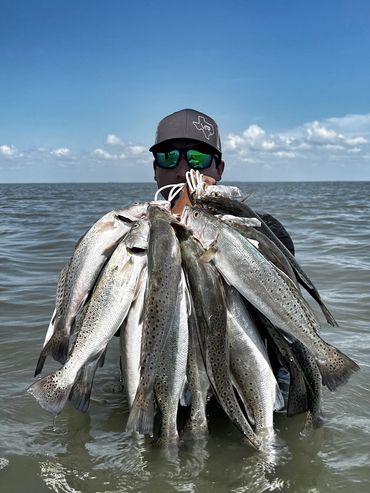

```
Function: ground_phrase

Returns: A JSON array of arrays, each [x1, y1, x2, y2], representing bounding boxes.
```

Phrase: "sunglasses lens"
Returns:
[[187, 150, 213, 169], [155, 150, 180, 168]]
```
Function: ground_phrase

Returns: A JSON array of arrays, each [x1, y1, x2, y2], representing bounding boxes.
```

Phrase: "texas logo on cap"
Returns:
[[192, 115, 215, 141]]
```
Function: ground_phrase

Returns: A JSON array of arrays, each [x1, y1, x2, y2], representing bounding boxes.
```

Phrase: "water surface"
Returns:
[[0, 182, 369, 492]]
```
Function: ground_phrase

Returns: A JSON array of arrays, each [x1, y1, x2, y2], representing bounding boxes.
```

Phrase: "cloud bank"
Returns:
[[1, 112, 369, 182]]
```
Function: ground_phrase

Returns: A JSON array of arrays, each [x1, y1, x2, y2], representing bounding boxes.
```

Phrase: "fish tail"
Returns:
[[69, 380, 92, 413], [317, 344, 360, 391], [125, 389, 155, 436], [27, 369, 73, 415], [304, 410, 325, 431]]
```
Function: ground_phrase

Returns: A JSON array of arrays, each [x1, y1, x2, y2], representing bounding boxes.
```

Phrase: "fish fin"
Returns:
[[317, 345, 360, 392], [27, 370, 73, 415], [302, 410, 325, 432], [320, 301, 339, 327], [34, 329, 69, 376], [199, 245, 217, 263], [126, 389, 155, 436], [69, 350, 105, 412]]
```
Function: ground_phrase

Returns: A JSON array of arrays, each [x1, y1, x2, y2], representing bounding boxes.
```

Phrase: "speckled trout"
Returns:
[[126, 205, 182, 436], [35, 203, 149, 374], [28, 221, 148, 415], [181, 206, 359, 392], [178, 227, 261, 450]]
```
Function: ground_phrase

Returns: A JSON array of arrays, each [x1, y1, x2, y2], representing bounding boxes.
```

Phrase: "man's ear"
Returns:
[[216, 160, 225, 181]]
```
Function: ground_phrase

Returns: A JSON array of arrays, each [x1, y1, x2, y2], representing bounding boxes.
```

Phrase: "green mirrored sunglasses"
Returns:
[[154, 149, 215, 170]]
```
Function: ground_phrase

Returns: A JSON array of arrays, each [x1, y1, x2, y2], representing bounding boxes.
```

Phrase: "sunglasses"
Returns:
[[154, 149, 217, 170]]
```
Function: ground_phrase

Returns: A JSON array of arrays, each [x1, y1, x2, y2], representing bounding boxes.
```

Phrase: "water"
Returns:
[[0, 181, 369, 493]]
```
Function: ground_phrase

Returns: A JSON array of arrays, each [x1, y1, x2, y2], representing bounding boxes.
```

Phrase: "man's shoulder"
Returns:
[[258, 212, 295, 256]]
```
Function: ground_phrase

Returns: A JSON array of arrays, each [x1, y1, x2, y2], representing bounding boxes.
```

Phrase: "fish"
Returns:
[[291, 340, 323, 429], [126, 205, 182, 436], [28, 223, 148, 415], [225, 287, 284, 434], [178, 227, 261, 450], [35, 203, 149, 372], [184, 294, 210, 434], [220, 216, 298, 285], [202, 184, 242, 199], [181, 205, 359, 392], [196, 194, 338, 327], [251, 309, 309, 417], [154, 271, 189, 443], [120, 266, 147, 409]]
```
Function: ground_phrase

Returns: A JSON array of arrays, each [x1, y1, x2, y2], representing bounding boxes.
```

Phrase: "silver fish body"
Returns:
[[154, 271, 189, 443], [120, 265, 147, 409], [126, 206, 182, 436], [35, 203, 149, 371], [182, 206, 359, 391], [178, 228, 261, 450], [196, 194, 338, 327], [226, 287, 283, 433], [28, 235, 147, 415], [185, 294, 210, 434]]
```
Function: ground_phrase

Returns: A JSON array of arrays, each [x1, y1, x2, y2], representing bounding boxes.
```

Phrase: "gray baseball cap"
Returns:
[[149, 108, 222, 154]]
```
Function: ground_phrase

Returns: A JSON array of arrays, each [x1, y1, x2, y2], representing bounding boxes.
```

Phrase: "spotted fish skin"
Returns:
[[126, 206, 182, 436], [154, 271, 189, 443], [28, 224, 148, 416], [196, 194, 338, 327], [182, 206, 359, 392], [225, 287, 284, 434], [178, 228, 261, 450], [184, 295, 209, 434], [291, 340, 323, 429], [35, 204, 149, 371]]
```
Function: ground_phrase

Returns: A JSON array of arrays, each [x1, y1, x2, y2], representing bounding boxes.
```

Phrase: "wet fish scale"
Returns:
[[182, 206, 359, 391], [178, 228, 261, 450], [126, 206, 181, 436]]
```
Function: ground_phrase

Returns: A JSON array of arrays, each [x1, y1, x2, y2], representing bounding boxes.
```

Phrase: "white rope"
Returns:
[[168, 183, 185, 202], [154, 183, 181, 202]]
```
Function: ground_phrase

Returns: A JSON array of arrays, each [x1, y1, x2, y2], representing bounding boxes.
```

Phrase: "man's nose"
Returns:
[[175, 155, 190, 178]]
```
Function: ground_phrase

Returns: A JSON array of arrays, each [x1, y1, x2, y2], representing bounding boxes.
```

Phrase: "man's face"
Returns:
[[153, 139, 225, 197]]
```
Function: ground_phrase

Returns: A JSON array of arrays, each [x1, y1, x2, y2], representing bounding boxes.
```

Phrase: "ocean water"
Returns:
[[0, 181, 369, 493]]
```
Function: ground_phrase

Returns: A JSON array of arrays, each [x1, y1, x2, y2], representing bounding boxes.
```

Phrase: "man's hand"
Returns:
[[171, 175, 217, 215]]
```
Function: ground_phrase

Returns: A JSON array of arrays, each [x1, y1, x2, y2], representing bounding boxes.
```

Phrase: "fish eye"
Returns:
[[193, 211, 200, 219], [132, 223, 139, 229], [210, 191, 221, 197]]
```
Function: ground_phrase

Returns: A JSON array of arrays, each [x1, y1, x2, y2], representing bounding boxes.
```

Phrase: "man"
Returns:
[[149, 108, 293, 410], [150, 108, 294, 254]]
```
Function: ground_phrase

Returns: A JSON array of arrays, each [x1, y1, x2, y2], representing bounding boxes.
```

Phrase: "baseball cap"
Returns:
[[149, 108, 222, 154]]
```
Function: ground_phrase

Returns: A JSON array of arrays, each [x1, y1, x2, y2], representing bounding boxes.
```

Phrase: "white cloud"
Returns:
[[127, 145, 147, 156], [0, 144, 18, 157], [106, 134, 124, 146], [305, 121, 340, 143], [93, 148, 114, 159], [50, 148, 71, 157], [223, 112, 369, 170], [93, 148, 126, 160]]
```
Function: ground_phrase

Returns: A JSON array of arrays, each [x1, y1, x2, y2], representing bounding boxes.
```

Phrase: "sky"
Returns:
[[1, 0, 370, 183]]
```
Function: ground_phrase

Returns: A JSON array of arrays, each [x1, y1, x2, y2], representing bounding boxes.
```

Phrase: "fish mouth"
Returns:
[[128, 246, 147, 254]]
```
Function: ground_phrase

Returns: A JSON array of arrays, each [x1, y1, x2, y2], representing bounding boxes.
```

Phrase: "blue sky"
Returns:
[[1, 0, 369, 182]]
